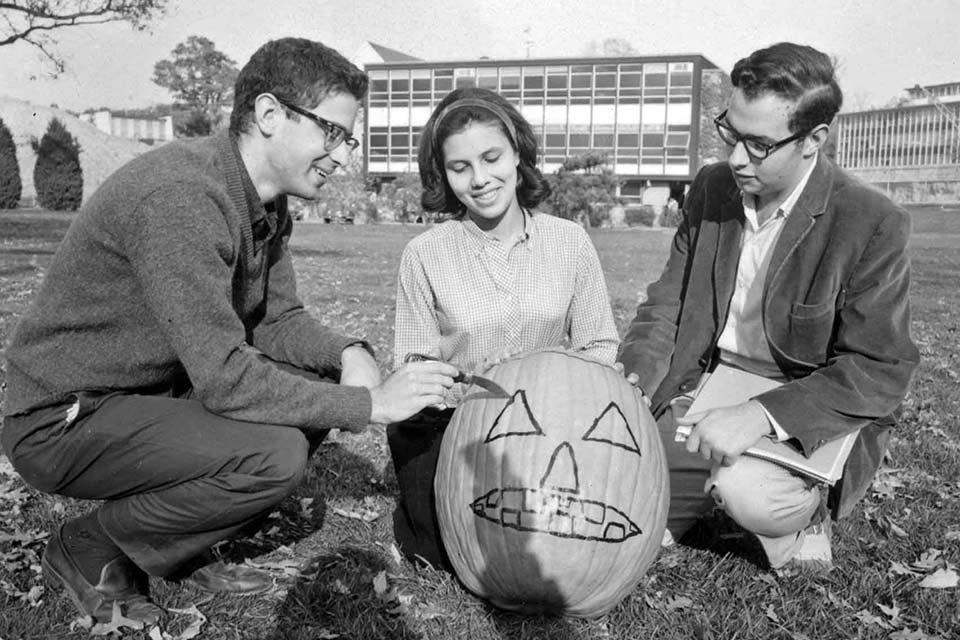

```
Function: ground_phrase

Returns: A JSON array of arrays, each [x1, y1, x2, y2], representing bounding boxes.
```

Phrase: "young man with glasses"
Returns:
[[2, 38, 458, 625], [618, 42, 918, 571]]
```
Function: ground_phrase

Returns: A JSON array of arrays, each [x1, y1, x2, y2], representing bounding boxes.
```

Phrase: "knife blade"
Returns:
[[403, 352, 511, 398]]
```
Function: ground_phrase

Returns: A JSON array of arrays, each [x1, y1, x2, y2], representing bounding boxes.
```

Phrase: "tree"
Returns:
[[32, 117, 82, 211], [378, 173, 424, 222], [152, 35, 238, 136], [583, 38, 639, 57], [545, 151, 620, 228], [0, 1, 168, 73], [0, 117, 22, 209]]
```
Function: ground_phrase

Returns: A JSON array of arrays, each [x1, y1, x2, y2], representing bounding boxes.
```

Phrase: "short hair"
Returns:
[[230, 38, 368, 135], [417, 87, 551, 215], [730, 42, 843, 134]]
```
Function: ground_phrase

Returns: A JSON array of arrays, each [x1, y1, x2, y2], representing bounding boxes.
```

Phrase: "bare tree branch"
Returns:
[[0, 1, 168, 74]]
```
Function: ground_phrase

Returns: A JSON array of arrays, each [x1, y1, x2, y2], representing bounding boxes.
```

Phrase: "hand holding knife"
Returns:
[[403, 353, 511, 398]]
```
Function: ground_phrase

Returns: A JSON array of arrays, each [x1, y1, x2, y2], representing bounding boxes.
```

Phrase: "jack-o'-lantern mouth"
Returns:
[[470, 487, 641, 542]]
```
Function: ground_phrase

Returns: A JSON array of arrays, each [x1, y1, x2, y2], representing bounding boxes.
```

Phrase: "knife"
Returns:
[[403, 352, 511, 398]]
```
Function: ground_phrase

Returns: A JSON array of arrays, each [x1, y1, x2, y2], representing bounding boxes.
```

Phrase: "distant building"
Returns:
[[359, 42, 727, 205], [834, 82, 960, 204], [77, 110, 174, 145]]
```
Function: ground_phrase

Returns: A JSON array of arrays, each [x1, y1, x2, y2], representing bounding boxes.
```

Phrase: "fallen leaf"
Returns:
[[889, 629, 938, 640], [765, 604, 780, 624], [889, 561, 923, 576], [854, 609, 892, 630], [372, 571, 389, 597], [332, 578, 350, 594], [165, 603, 207, 640], [918, 568, 959, 589], [945, 530, 960, 542], [912, 549, 944, 572], [885, 517, 909, 538], [388, 543, 403, 567], [665, 595, 693, 611], [90, 601, 146, 635], [331, 507, 379, 523], [877, 602, 901, 624]]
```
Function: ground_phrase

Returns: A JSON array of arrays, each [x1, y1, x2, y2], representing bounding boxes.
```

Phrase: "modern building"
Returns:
[[77, 109, 174, 145], [360, 44, 727, 205], [834, 82, 960, 203]]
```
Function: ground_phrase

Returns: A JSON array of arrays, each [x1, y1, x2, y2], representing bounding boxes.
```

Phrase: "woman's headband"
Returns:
[[432, 98, 519, 149]]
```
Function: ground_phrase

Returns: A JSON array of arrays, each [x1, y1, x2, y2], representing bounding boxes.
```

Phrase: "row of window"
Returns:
[[368, 62, 696, 107]]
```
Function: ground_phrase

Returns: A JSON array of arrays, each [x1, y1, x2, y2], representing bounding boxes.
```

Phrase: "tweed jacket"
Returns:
[[619, 155, 920, 518]]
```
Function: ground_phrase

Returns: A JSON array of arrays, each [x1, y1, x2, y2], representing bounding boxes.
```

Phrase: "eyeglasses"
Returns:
[[713, 109, 808, 161], [275, 97, 360, 152]]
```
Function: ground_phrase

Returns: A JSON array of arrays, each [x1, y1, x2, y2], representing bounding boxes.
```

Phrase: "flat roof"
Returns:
[[365, 53, 720, 70]]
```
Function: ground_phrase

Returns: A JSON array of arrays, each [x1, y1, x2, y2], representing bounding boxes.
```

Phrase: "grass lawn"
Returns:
[[0, 207, 958, 639]]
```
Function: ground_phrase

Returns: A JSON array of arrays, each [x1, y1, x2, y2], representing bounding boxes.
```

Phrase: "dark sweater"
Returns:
[[3, 131, 372, 433]]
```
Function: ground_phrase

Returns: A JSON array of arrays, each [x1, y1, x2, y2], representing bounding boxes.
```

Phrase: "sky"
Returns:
[[0, 0, 957, 113]]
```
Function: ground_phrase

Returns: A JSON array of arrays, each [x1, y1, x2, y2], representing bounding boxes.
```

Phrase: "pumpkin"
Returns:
[[435, 348, 668, 618]]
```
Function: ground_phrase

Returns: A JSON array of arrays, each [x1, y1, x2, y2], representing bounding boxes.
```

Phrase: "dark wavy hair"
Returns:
[[731, 42, 843, 134], [230, 38, 368, 135], [417, 87, 551, 216]]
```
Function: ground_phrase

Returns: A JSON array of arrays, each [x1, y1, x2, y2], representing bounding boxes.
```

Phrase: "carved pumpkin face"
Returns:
[[435, 349, 668, 619]]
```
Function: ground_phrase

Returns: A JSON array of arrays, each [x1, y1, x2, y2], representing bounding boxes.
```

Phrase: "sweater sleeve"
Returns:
[[250, 211, 370, 376], [122, 184, 372, 433]]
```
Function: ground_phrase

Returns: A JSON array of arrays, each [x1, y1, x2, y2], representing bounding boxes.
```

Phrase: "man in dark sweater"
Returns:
[[1, 38, 457, 624]]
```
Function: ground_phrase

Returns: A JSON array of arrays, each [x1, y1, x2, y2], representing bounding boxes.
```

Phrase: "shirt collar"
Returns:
[[462, 209, 533, 251], [741, 154, 818, 229]]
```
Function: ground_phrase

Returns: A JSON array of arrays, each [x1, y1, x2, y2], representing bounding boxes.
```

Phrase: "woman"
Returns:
[[389, 86, 619, 568]]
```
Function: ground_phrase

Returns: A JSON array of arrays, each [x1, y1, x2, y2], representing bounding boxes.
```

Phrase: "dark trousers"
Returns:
[[656, 405, 716, 539], [386, 407, 454, 570], [2, 372, 331, 578]]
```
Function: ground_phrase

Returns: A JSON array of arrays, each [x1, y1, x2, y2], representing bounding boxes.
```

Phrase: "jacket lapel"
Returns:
[[714, 184, 744, 324], [765, 156, 833, 290]]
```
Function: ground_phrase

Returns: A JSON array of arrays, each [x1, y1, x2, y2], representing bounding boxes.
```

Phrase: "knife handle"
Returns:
[[403, 352, 466, 383]]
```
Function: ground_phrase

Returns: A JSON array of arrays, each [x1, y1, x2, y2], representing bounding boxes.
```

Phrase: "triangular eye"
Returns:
[[582, 402, 641, 456], [485, 389, 544, 443]]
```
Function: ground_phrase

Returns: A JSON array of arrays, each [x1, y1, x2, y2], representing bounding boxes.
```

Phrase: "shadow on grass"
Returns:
[[268, 546, 420, 640], [216, 438, 389, 564], [678, 510, 770, 569]]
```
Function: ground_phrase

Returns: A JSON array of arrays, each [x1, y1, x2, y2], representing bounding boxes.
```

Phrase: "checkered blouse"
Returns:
[[394, 211, 619, 403]]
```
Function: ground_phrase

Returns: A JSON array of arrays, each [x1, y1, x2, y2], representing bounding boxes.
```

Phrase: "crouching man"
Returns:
[[618, 42, 918, 570], [1, 37, 458, 624]]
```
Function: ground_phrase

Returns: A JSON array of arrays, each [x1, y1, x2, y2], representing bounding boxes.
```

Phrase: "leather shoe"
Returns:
[[186, 560, 275, 595], [42, 525, 164, 624]]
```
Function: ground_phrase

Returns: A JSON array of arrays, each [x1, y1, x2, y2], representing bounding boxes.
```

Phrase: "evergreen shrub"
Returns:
[[32, 118, 83, 211], [0, 117, 21, 209]]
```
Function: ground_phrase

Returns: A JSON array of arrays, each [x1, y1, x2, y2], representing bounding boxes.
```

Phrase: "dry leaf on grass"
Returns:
[[764, 604, 780, 624], [331, 506, 379, 523], [372, 570, 389, 598], [90, 601, 145, 635], [918, 568, 959, 589], [889, 629, 942, 640], [854, 609, 893, 630]]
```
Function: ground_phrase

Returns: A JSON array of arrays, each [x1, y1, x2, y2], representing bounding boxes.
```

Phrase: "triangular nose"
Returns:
[[539, 442, 579, 494]]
